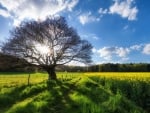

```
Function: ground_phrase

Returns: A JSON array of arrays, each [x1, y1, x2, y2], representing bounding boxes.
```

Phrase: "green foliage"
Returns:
[[90, 76, 150, 112], [0, 72, 149, 113], [20, 83, 47, 98]]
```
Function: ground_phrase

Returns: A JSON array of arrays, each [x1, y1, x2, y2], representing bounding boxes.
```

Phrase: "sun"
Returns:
[[35, 43, 50, 55]]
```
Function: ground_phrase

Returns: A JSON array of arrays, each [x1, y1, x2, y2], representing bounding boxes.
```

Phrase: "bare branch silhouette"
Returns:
[[1, 16, 92, 80]]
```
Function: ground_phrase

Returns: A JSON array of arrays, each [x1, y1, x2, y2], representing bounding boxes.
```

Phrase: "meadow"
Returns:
[[0, 72, 150, 113]]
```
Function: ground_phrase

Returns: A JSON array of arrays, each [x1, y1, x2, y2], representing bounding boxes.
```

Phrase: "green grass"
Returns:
[[0, 72, 149, 113]]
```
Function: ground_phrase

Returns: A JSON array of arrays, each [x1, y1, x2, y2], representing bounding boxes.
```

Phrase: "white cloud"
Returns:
[[130, 44, 143, 50], [81, 34, 100, 40], [115, 47, 130, 57], [109, 0, 138, 21], [92, 48, 97, 53], [0, 9, 10, 17], [93, 43, 150, 61], [143, 44, 150, 55], [78, 12, 100, 25], [97, 47, 115, 60], [67, 0, 79, 11], [0, 0, 78, 26], [94, 46, 130, 60], [92, 43, 150, 63], [92, 36, 99, 40], [98, 8, 108, 14]]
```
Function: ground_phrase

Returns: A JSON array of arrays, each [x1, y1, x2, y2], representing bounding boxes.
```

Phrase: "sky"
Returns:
[[0, 0, 150, 64]]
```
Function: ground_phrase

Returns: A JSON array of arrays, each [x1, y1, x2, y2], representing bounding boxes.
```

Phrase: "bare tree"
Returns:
[[1, 16, 92, 80]]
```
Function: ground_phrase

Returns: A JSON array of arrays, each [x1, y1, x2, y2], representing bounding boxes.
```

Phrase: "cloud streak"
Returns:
[[0, 9, 10, 17], [81, 34, 100, 40], [78, 12, 100, 25], [98, 8, 108, 15]]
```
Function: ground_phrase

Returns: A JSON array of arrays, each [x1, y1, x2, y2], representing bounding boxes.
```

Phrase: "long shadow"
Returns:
[[45, 77, 110, 113], [0, 78, 79, 113], [0, 82, 47, 112], [1, 77, 146, 113], [45, 79, 80, 113]]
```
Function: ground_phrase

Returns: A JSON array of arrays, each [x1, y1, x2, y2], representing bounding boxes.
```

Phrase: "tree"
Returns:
[[0, 52, 32, 72], [1, 16, 92, 80]]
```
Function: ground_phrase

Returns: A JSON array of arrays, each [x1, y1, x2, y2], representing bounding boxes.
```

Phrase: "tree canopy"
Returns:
[[1, 16, 92, 79]]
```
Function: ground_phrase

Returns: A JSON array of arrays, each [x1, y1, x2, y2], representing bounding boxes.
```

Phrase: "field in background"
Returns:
[[0, 72, 149, 87], [85, 72, 150, 82], [0, 72, 83, 87]]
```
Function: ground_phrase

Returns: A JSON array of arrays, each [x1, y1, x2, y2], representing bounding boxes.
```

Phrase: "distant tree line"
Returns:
[[87, 63, 150, 72], [0, 53, 150, 72], [58, 63, 150, 72], [0, 53, 38, 72]]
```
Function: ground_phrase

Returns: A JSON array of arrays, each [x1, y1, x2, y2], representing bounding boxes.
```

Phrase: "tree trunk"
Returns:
[[47, 66, 57, 80], [27, 72, 31, 86]]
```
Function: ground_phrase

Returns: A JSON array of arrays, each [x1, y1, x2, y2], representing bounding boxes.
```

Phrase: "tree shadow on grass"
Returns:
[[0, 82, 47, 112], [0, 77, 146, 113], [45, 77, 111, 113], [2, 79, 80, 113], [45, 80, 81, 113]]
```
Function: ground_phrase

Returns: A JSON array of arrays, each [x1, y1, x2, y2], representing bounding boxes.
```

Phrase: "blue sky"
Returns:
[[0, 0, 150, 64]]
